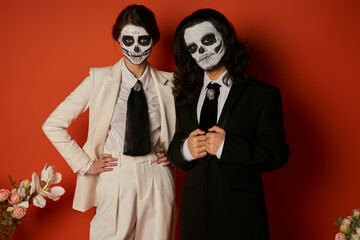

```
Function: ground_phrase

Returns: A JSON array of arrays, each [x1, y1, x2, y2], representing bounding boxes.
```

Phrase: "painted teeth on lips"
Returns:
[[128, 53, 143, 57], [199, 53, 214, 62], [129, 52, 149, 57]]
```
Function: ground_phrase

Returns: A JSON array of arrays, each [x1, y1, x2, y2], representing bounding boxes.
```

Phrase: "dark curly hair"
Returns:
[[112, 5, 160, 45], [173, 8, 250, 105]]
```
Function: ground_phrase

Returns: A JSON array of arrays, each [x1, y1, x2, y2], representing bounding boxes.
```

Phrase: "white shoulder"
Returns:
[[89, 65, 113, 80], [157, 70, 174, 80]]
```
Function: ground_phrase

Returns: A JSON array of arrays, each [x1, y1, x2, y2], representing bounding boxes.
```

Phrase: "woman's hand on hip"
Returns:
[[155, 148, 170, 167], [85, 154, 118, 175]]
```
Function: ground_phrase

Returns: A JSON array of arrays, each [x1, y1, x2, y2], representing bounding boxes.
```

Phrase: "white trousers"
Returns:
[[90, 152, 176, 240]]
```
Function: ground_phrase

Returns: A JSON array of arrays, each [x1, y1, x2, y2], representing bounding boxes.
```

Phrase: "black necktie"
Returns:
[[123, 80, 151, 156], [199, 82, 221, 132]]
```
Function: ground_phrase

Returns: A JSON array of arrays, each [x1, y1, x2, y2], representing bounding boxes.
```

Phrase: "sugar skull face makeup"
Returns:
[[184, 21, 225, 71], [119, 25, 152, 65]]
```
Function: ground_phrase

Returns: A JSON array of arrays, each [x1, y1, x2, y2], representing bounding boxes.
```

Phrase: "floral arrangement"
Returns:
[[0, 163, 65, 239], [334, 209, 360, 240]]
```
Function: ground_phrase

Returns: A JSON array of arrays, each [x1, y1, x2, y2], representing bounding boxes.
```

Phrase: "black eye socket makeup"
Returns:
[[138, 35, 151, 46], [201, 33, 216, 46], [187, 43, 198, 54], [122, 36, 134, 46]]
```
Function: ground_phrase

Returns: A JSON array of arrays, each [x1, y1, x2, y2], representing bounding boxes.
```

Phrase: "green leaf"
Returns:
[[8, 175, 16, 186], [338, 216, 343, 225], [334, 221, 340, 226]]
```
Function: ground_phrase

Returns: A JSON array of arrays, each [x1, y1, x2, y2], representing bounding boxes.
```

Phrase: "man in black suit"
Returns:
[[168, 9, 290, 240]]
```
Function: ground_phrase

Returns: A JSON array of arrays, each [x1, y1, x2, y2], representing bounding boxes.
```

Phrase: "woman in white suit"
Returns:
[[42, 5, 176, 240]]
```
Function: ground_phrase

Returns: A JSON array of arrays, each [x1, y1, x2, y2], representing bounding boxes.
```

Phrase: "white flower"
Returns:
[[41, 163, 62, 187], [30, 163, 65, 208], [20, 179, 31, 190], [351, 234, 360, 240]]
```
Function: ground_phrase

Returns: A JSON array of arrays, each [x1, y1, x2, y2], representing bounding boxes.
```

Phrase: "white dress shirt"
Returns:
[[182, 70, 232, 161], [79, 62, 161, 174]]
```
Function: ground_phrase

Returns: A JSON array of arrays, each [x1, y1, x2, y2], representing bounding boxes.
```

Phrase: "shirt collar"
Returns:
[[203, 70, 232, 89], [122, 62, 151, 90]]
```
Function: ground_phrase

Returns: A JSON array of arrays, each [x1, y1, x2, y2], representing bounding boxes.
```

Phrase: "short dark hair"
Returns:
[[112, 5, 160, 45], [173, 9, 250, 105]]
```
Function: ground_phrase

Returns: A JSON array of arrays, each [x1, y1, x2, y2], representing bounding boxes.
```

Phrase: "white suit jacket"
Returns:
[[42, 58, 176, 212]]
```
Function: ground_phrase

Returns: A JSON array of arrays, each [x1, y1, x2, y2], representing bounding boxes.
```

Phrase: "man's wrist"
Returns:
[[181, 138, 195, 162], [216, 138, 225, 159]]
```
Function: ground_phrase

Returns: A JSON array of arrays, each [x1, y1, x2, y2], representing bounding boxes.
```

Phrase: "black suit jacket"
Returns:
[[168, 79, 289, 240]]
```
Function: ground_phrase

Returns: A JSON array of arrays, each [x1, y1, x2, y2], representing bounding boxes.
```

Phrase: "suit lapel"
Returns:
[[217, 81, 249, 129], [190, 95, 200, 130], [149, 66, 176, 150], [189, 79, 248, 132], [201, 81, 248, 162], [92, 59, 123, 155]]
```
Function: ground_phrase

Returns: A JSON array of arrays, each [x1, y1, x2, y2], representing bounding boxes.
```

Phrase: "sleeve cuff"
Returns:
[[78, 160, 94, 175], [182, 138, 195, 162], [216, 138, 225, 159]]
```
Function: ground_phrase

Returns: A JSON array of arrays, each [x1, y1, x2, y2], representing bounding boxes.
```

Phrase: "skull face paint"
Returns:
[[119, 25, 152, 65], [184, 21, 225, 71]]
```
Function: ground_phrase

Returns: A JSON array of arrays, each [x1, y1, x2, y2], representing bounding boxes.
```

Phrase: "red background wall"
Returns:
[[1, 0, 359, 239]]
